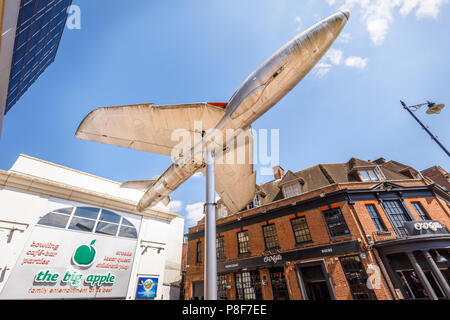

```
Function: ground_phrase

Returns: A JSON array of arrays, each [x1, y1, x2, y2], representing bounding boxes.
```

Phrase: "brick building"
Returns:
[[422, 166, 450, 192], [182, 157, 450, 300]]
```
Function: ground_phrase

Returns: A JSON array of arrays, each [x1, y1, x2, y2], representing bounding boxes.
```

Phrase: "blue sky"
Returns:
[[1, 0, 449, 232]]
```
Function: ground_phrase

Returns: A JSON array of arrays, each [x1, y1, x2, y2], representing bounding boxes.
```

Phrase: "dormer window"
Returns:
[[282, 182, 302, 198], [217, 204, 228, 218], [247, 194, 261, 210], [358, 169, 380, 182]]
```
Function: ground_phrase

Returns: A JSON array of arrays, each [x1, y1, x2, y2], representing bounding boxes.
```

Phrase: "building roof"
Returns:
[[0, 154, 180, 221], [421, 165, 450, 191], [256, 157, 422, 206]]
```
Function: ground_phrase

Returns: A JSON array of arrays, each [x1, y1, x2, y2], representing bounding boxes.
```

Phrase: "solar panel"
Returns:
[[4, 0, 72, 114]]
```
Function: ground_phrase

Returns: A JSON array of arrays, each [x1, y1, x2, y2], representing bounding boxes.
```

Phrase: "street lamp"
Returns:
[[400, 100, 449, 158]]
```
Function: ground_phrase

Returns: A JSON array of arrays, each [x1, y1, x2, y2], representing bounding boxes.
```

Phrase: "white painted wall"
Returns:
[[0, 155, 184, 300]]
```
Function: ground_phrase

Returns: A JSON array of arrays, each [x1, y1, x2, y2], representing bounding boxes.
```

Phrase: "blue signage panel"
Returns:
[[136, 277, 158, 298]]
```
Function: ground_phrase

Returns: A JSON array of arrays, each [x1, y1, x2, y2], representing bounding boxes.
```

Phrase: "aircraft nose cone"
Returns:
[[340, 9, 350, 21], [323, 9, 350, 37]]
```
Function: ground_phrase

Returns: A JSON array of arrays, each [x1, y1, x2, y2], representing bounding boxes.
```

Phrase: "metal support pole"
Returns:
[[406, 252, 438, 300], [204, 149, 217, 300], [422, 250, 450, 299], [402, 103, 450, 158]]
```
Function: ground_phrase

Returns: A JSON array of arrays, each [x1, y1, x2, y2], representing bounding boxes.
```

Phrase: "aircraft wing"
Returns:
[[215, 127, 256, 214], [75, 102, 227, 156]]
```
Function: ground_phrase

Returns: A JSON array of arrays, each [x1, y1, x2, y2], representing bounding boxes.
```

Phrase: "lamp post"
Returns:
[[400, 100, 449, 158], [204, 149, 217, 300]]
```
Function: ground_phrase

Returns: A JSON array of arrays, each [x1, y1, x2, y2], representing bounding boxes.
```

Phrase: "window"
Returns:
[[247, 195, 261, 210], [196, 241, 202, 264], [95, 209, 121, 236], [291, 217, 312, 244], [37, 208, 73, 228], [37, 206, 138, 239], [365, 204, 387, 232], [237, 231, 250, 255], [411, 202, 431, 221], [358, 169, 379, 182], [282, 183, 302, 198], [381, 200, 411, 237], [322, 208, 350, 238], [340, 255, 377, 300], [216, 236, 225, 260], [217, 275, 228, 300], [235, 271, 262, 300], [262, 224, 279, 250], [269, 267, 290, 300], [68, 207, 100, 232], [217, 204, 228, 218]]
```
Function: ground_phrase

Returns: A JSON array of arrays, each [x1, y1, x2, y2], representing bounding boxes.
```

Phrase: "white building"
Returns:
[[0, 154, 184, 300]]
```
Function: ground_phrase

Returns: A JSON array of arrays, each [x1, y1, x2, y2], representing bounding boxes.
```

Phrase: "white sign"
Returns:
[[413, 221, 443, 232], [0, 224, 139, 299]]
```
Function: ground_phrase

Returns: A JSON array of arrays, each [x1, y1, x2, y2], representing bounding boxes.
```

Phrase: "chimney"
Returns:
[[273, 165, 285, 180], [373, 157, 386, 165]]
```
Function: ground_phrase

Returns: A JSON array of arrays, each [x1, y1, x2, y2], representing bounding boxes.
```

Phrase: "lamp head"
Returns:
[[426, 102, 445, 114], [434, 250, 448, 263]]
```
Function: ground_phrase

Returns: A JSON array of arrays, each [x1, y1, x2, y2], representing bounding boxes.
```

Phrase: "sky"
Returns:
[[1, 0, 449, 233]]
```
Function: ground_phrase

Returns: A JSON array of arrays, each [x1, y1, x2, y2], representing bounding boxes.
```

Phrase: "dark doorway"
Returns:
[[307, 280, 331, 300], [192, 281, 204, 300], [296, 263, 334, 300]]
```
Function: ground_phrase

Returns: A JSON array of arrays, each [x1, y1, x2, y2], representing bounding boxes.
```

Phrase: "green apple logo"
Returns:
[[73, 240, 96, 267]]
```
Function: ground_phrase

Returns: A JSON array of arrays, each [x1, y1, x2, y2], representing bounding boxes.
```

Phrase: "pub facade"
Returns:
[[183, 157, 450, 300]]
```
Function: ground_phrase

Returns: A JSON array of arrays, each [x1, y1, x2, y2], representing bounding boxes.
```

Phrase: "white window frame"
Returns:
[[358, 169, 380, 182], [282, 182, 302, 199]]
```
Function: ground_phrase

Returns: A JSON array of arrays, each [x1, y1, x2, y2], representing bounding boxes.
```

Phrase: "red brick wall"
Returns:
[[183, 180, 449, 300]]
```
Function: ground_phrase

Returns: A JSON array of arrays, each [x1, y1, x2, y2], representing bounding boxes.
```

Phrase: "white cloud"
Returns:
[[416, 0, 447, 18], [366, 18, 389, 46], [185, 202, 205, 227], [326, 48, 343, 65], [192, 172, 203, 178], [345, 56, 368, 69], [313, 49, 367, 78], [337, 32, 351, 43], [313, 62, 332, 78], [295, 16, 302, 31], [328, 0, 449, 45], [168, 200, 183, 212]]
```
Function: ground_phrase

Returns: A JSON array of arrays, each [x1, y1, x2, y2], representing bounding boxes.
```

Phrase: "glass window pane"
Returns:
[[68, 217, 96, 233], [99, 210, 121, 223], [291, 217, 312, 243], [38, 212, 69, 228], [368, 170, 378, 180], [95, 222, 119, 236], [359, 170, 370, 181], [262, 224, 279, 249], [323, 208, 350, 237], [237, 231, 249, 254], [54, 207, 73, 215], [118, 225, 137, 239], [121, 218, 134, 227], [73, 207, 100, 219]]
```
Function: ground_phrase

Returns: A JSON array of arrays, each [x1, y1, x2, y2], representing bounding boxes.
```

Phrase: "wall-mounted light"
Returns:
[[434, 250, 448, 263]]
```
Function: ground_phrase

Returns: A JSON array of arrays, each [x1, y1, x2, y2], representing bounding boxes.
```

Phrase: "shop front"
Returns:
[[376, 221, 450, 300], [215, 240, 368, 300]]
